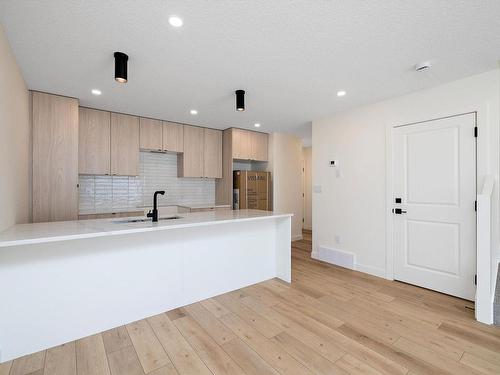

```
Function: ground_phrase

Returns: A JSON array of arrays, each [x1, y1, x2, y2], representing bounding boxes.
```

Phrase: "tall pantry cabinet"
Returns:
[[32, 92, 79, 222]]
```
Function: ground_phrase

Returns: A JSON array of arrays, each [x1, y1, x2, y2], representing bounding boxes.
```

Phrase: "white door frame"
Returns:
[[385, 111, 481, 282]]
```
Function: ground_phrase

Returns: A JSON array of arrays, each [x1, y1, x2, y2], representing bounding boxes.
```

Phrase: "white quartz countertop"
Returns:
[[0, 210, 292, 248]]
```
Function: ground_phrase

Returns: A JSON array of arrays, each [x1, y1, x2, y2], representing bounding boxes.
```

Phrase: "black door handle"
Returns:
[[392, 208, 407, 214]]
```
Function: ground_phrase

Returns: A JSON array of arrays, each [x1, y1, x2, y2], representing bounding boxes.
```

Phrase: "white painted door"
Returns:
[[393, 113, 476, 300]]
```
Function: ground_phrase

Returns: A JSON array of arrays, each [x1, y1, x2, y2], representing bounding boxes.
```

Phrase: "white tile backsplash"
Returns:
[[79, 152, 215, 214]]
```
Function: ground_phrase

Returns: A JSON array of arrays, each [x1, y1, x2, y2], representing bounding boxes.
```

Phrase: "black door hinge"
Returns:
[[474, 126, 478, 137], [474, 274, 477, 285], [474, 200, 477, 211]]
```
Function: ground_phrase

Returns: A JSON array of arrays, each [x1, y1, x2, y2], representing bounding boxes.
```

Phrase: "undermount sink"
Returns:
[[114, 216, 182, 224]]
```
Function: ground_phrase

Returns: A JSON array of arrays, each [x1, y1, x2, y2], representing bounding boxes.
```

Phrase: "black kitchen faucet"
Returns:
[[147, 190, 165, 222]]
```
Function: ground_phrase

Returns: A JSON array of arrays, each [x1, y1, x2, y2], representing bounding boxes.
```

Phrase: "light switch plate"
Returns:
[[313, 185, 322, 193]]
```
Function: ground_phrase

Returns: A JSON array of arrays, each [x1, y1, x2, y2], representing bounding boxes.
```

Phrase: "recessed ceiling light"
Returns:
[[254, 123, 261, 128], [168, 16, 183, 27], [91, 89, 102, 96], [337, 90, 346, 97], [190, 109, 198, 115]]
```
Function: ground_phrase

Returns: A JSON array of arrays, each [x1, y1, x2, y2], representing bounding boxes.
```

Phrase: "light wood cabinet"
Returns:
[[251, 131, 268, 161], [178, 125, 204, 177], [231, 128, 268, 161], [111, 113, 140, 176], [140, 118, 163, 151], [232, 128, 251, 160], [203, 128, 222, 178], [163, 121, 184, 152], [79, 108, 111, 175], [32, 92, 79, 222]]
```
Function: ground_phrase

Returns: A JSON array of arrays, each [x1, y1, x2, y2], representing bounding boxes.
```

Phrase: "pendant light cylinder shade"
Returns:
[[114, 52, 128, 83], [235, 90, 245, 111]]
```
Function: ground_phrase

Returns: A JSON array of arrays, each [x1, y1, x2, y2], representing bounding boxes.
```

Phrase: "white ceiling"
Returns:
[[1, 1, 500, 145]]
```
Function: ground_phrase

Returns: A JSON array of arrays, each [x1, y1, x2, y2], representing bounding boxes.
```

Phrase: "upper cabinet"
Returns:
[[78, 108, 221, 179], [139, 118, 183, 153], [251, 131, 268, 161], [163, 121, 184, 153], [139, 118, 163, 151], [231, 128, 268, 161], [111, 113, 140, 176], [79, 108, 111, 175], [232, 128, 251, 160], [203, 128, 223, 178], [179, 125, 204, 178], [178, 126, 222, 178], [32, 92, 79, 222]]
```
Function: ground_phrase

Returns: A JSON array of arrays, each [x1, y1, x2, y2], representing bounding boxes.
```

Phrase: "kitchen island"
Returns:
[[0, 209, 292, 362]]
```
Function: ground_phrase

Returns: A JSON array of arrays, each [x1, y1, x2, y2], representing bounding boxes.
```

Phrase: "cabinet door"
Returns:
[[79, 108, 111, 175], [140, 117, 163, 151], [32, 92, 79, 222], [163, 121, 184, 152], [111, 113, 140, 176], [232, 128, 251, 160], [179, 125, 204, 177], [203, 128, 222, 178], [251, 131, 268, 161]]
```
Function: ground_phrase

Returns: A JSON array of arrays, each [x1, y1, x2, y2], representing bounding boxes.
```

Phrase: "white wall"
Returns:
[[268, 133, 303, 240], [0, 24, 30, 231], [303, 147, 312, 230], [313, 70, 500, 282]]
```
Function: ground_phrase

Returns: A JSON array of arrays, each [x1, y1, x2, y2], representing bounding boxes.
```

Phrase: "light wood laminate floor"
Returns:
[[3, 230, 500, 375]]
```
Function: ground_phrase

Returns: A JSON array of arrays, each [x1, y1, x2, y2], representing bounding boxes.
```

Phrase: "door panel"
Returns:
[[393, 113, 476, 300], [407, 127, 459, 205]]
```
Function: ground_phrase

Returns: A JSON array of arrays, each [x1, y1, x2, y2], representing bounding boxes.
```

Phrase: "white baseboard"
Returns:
[[315, 245, 386, 279], [317, 246, 355, 270], [291, 234, 303, 241], [355, 263, 386, 278]]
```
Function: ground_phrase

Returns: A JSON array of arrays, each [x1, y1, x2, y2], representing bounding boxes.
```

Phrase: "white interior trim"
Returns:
[[477, 175, 495, 324]]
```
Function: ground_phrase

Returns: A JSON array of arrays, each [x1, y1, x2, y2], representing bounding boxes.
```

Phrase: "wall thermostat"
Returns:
[[329, 160, 338, 167]]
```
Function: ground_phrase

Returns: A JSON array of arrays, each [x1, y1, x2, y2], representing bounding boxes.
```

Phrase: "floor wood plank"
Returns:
[[0, 361, 12, 375], [102, 326, 132, 354], [220, 312, 314, 375], [174, 315, 246, 375], [222, 338, 280, 375], [271, 331, 348, 375], [107, 345, 144, 375], [75, 334, 110, 375], [183, 302, 237, 345], [200, 298, 231, 318], [44, 342, 76, 375], [10, 351, 45, 375], [147, 313, 212, 375], [126, 319, 171, 373]]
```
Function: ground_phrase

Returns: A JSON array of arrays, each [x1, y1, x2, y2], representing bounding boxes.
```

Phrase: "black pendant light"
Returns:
[[114, 52, 128, 83], [235, 90, 245, 111]]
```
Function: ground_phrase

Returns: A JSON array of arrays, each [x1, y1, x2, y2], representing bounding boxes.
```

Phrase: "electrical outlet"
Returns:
[[334, 235, 341, 245]]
